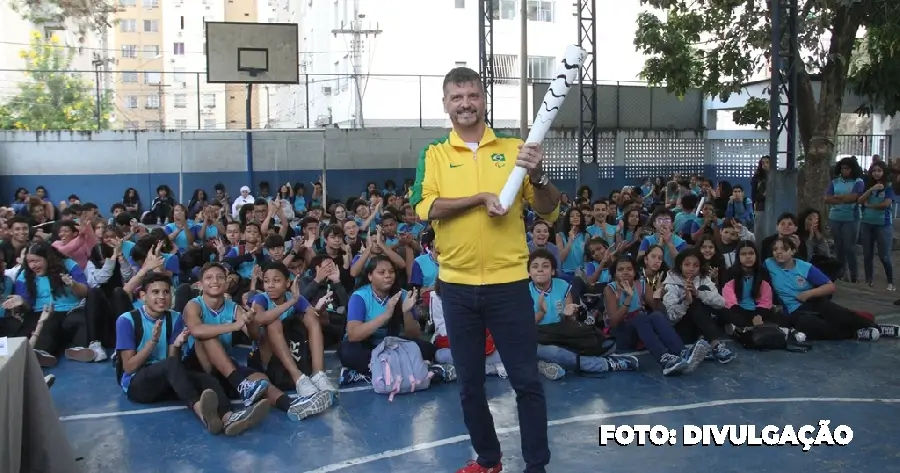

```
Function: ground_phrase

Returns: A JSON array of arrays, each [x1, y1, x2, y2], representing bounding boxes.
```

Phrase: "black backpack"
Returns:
[[115, 309, 173, 383]]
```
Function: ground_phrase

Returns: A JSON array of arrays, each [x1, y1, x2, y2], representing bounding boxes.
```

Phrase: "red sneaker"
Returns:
[[456, 459, 503, 473]]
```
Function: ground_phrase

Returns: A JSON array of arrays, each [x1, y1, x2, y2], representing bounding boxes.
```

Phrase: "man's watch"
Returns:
[[530, 173, 550, 188]]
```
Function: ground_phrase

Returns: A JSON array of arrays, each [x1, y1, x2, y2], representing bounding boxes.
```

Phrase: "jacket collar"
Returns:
[[448, 126, 497, 149]]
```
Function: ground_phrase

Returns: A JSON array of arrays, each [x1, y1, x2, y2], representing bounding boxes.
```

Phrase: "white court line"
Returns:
[[303, 397, 900, 473]]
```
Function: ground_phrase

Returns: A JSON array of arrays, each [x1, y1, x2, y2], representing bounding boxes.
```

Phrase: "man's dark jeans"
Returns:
[[441, 278, 550, 472]]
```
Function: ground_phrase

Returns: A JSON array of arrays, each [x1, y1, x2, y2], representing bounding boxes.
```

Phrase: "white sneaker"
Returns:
[[295, 374, 319, 398], [89, 341, 108, 362], [887, 284, 895, 292], [310, 371, 339, 397]]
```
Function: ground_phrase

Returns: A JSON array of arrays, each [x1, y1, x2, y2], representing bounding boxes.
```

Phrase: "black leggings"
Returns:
[[791, 298, 877, 340], [673, 301, 728, 343], [126, 356, 232, 417], [33, 307, 98, 356]]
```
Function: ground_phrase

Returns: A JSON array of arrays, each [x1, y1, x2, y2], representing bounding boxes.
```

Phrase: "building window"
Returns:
[[120, 19, 136, 32], [527, 56, 555, 80], [143, 0, 159, 7], [145, 120, 162, 129], [174, 94, 187, 108], [143, 45, 160, 58], [202, 94, 216, 108], [455, 61, 466, 67], [203, 119, 216, 129], [43, 26, 63, 41], [174, 67, 186, 83], [144, 20, 159, 32], [492, 54, 516, 83], [124, 96, 138, 108], [527, 0, 553, 22], [121, 72, 138, 83], [119, 0, 136, 6], [455, 0, 464, 7], [121, 45, 137, 58], [174, 42, 185, 55], [174, 119, 187, 128], [492, 0, 516, 20], [146, 95, 160, 108], [144, 71, 161, 84]]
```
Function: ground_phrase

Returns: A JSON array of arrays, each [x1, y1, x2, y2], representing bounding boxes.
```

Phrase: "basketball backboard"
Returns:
[[205, 22, 299, 84]]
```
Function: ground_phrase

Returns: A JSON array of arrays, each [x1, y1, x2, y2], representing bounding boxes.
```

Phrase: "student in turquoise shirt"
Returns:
[[164, 204, 199, 253], [824, 157, 865, 282], [857, 161, 895, 290], [587, 200, 616, 246], [638, 210, 688, 268], [555, 208, 589, 277], [115, 273, 267, 436]]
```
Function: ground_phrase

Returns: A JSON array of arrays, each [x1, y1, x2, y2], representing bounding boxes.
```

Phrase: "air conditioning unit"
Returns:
[[322, 86, 332, 96]]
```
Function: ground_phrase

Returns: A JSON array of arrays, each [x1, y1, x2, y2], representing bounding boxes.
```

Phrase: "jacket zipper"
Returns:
[[474, 144, 486, 285]]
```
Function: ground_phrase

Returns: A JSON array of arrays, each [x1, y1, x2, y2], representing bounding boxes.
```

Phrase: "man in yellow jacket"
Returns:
[[409, 66, 561, 473]]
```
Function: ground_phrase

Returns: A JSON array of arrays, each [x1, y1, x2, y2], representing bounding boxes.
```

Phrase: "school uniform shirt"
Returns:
[[114, 308, 185, 392], [584, 262, 610, 284], [225, 246, 268, 279], [559, 233, 587, 273], [164, 223, 199, 252], [410, 253, 438, 288], [587, 223, 616, 246], [721, 277, 774, 311], [0, 276, 12, 318], [861, 184, 895, 226], [249, 292, 311, 322], [529, 278, 570, 326], [346, 285, 408, 344], [764, 257, 830, 314], [398, 222, 425, 238], [826, 177, 865, 222], [185, 297, 240, 353], [293, 195, 308, 214], [14, 259, 87, 312], [638, 234, 688, 268], [607, 280, 646, 314]]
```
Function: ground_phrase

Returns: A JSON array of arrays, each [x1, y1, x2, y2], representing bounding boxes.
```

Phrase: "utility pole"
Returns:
[[92, 53, 114, 130], [332, 0, 381, 128], [156, 82, 170, 129]]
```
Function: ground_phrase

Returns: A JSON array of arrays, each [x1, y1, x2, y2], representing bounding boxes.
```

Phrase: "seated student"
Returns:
[[183, 262, 333, 421], [164, 204, 198, 253], [720, 241, 801, 336], [4, 241, 106, 366], [301, 255, 350, 346], [116, 273, 267, 436], [338, 255, 442, 384], [528, 249, 639, 380], [696, 234, 727, 291], [248, 262, 338, 400], [587, 199, 616, 246], [673, 194, 699, 241], [687, 200, 721, 245], [223, 222, 265, 280], [568, 237, 614, 305], [409, 227, 438, 291], [662, 248, 734, 364], [637, 209, 688, 268], [348, 227, 407, 279], [555, 208, 589, 281], [764, 236, 889, 341], [604, 256, 701, 376], [718, 218, 754, 268], [430, 280, 503, 378], [615, 206, 645, 256], [760, 213, 807, 262]]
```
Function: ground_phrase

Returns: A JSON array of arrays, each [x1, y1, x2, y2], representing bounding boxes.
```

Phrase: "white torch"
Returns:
[[498, 45, 587, 210]]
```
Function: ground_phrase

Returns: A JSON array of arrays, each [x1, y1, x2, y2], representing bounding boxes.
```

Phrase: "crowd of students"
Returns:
[[0, 154, 896, 437]]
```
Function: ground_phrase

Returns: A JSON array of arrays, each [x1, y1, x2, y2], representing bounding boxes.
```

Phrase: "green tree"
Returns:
[[0, 31, 111, 131], [8, 0, 115, 39], [633, 0, 900, 211]]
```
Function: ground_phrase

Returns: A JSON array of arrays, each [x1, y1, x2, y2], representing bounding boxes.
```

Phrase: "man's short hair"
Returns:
[[443, 67, 481, 94]]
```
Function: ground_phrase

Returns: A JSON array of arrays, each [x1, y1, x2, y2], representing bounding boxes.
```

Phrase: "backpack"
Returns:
[[370, 336, 434, 401], [537, 320, 616, 376], [115, 310, 173, 384]]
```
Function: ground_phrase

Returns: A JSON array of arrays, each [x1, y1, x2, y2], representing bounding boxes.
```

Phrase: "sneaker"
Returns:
[[64, 347, 96, 363], [310, 371, 339, 399], [711, 342, 736, 364], [338, 367, 370, 386], [236, 378, 270, 407], [789, 329, 807, 343], [606, 355, 639, 371], [295, 374, 320, 398], [857, 327, 881, 341], [429, 363, 457, 382], [89, 341, 108, 362], [456, 459, 503, 473], [223, 399, 269, 436], [537, 360, 565, 380], [44, 374, 56, 388], [287, 390, 333, 421], [35, 350, 57, 368], [887, 284, 896, 292], [495, 363, 508, 379], [879, 324, 900, 338], [197, 389, 224, 435], [660, 353, 688, 376], [682, 339, 710, 373]]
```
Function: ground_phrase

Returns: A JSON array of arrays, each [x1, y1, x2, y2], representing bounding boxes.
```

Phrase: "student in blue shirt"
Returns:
[[410, 227, 438, 291], [526, 220, 561, 271], [248, 262, 338, 404], [824, 157, 865, 282], [115, 273, 267, 436], [764, 235, 885, 341], [857, 161, 895, 291], [587, 199, 616, 246], [398, 204, 426, 239], [164, 204, 198, 252], [183, 262, 333, 421], [6, 241, 103, 366], [555, 208, 589, 278], [724, 185, 754, 228], [528, 249, 638, 380], [337, 255, 437, 383], [637, 209, 688, 268]]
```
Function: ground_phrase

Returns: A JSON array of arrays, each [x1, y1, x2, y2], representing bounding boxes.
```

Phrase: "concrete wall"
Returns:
[[0, 128, 770, 211]]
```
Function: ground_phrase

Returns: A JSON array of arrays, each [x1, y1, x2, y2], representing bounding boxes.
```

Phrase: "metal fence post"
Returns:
[[195, 72, 201, 129]]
